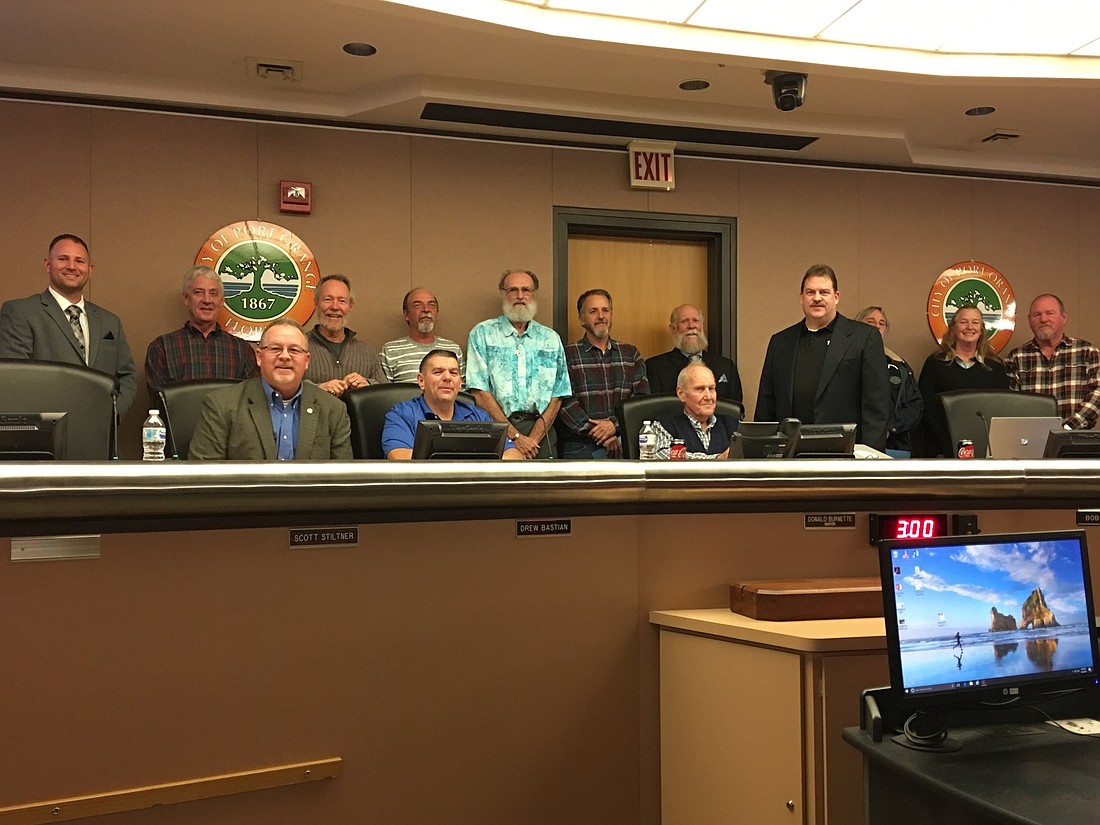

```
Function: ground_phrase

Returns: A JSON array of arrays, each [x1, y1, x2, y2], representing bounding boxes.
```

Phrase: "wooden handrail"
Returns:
[[0, 757, 341, 825]]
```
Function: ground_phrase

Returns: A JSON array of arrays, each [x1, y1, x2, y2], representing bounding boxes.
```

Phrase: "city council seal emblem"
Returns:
[[926, 261, 1016, 354], [195, 220, 319, 342]]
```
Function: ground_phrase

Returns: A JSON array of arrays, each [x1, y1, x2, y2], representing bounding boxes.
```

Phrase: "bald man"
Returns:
[[645, 304, 742, 401]]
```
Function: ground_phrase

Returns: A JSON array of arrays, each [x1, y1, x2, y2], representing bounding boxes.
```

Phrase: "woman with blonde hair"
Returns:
[[856, 306, 922, 457], [916, 305, 1008, 457]]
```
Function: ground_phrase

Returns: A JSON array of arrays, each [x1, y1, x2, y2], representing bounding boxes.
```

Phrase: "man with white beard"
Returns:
[[466, 269, 572, 459], [645, 304, 743, 401], [380, 287, 465, 383]]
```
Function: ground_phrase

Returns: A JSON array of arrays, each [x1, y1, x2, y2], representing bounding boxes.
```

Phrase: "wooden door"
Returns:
[[565, 235, 709, 360]]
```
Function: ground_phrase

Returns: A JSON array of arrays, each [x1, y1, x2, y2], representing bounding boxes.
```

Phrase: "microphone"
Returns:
[[976, 410, 991, 458]]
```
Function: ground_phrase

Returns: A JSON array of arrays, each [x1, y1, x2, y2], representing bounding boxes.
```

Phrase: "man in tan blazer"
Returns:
[[189, 319, 352, 460]]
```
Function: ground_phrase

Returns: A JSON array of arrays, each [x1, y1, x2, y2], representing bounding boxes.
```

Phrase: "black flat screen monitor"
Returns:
[[0, 412, 68, 460], [1044, 429, 1100, 458], [793, 422, 857, 458], [878, 530, 1100, 715], [411, 420, 508, 460], [728, 419, 800, 459]]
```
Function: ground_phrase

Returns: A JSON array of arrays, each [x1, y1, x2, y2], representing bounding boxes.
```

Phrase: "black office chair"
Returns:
[[617, 394, 744, 459], [938, 389, 1058, 459], [158, 378, 243, 459], [0, 358, 118, 459], [343, 383, 479, 459]]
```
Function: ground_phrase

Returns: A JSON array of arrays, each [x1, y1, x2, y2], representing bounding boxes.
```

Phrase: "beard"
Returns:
[[583, 321, 609, 340], [674, 330, 708, 356], [503, 299, 537, 324], [417, 316, 435, 335]]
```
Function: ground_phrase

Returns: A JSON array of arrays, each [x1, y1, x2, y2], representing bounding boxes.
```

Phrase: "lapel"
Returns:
[[83, 302, 102, 366], [245, 381, 278, 459], [296, 384, 321, 460], [816, 316, 855, 401], [39, 291, 84, 362]]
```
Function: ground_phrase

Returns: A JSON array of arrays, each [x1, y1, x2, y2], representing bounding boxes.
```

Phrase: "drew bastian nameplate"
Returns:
[[516, 519, 572, 538], [804, 513, 856, 530], [289, 526, 359, 549]]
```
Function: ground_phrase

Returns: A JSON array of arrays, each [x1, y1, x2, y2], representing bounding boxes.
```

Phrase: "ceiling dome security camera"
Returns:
[[764, 71, 807, 112]]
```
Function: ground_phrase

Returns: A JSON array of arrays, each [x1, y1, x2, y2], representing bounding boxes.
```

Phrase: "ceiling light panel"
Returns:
[[545, 0, 703, 23], [937, 1, 1100, 55], [819, 0, 983, 51], [687, 0, 857, 38]]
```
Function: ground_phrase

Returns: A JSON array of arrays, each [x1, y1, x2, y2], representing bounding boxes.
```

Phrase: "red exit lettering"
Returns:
[[633, 151, 672, 182]]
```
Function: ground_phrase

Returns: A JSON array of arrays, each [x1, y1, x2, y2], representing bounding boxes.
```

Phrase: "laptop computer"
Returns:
[[987, 416, 1063, 459]]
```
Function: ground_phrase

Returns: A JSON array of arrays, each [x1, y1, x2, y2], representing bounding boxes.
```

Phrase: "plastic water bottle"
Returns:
[[142, 409, 167, 461], [639, 420, 657, 461]]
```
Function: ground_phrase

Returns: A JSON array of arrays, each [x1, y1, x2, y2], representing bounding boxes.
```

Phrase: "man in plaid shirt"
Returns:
[[145, 265, 257, 399], [557, 289, 649, 458], [1006, 293, 1100, 429]]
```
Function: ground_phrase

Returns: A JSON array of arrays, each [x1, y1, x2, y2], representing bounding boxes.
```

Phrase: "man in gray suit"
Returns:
[[188, 319, 352, 460], [0, 234, 138, 416]]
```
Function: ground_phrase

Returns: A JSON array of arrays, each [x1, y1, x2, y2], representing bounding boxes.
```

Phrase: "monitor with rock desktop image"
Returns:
[[879, 530, 1099, 716]]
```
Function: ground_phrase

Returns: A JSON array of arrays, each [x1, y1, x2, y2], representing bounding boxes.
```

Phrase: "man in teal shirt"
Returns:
[[466, 269, 572, 458]]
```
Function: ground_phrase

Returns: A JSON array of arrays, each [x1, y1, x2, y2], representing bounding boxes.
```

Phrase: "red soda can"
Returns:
[[670, 440, 687, 460], [956, 439, 975, 459]]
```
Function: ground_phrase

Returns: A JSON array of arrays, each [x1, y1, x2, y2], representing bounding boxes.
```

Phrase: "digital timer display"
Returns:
[[869, 513, 950, 544]]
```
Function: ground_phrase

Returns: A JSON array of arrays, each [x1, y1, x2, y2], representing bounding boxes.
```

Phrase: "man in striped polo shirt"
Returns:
[[379, 287, 465, 383]]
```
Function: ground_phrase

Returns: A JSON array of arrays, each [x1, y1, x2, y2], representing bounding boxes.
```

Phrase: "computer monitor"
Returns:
[[792, 422, 857, 458], [410, 420, 508, 460], [878, 530, 1100, 724], [728, 419, 800, 459], [0, 412, 68, 460], [1043, 429, 1100, 458]]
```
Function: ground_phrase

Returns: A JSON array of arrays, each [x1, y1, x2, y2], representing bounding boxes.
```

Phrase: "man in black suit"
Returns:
[[645, 304, 742, 402], [0, 234, 137, 416], [755, 264, 890, 451]]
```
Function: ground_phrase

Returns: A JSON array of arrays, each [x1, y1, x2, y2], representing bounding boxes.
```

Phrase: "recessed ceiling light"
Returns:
[[679, 79, 710, 91], [965, 106, 996, 116], [343, 42, 377, 57]]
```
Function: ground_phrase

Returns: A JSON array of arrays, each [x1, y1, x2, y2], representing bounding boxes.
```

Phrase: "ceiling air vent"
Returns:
[[981, 130, 1020, 143], [247, 58, 303, 82]]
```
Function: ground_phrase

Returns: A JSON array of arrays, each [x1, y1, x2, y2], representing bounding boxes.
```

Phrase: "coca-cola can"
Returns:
[[670, 440, 687, 460], [956, 439, 975, 460]]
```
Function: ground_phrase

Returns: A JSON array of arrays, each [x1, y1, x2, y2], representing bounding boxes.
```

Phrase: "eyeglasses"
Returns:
[[257, 345, 309, 358], [503, 286, 535, 296]]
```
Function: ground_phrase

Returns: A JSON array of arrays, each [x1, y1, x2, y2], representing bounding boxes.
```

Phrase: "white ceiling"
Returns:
[[3, 0, 1100, 182]]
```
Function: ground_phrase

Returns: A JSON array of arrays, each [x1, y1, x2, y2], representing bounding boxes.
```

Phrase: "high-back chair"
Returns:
[[938, 389, 1058, 458], [158, 378, 244, 459], [0, 358, 118, 459]]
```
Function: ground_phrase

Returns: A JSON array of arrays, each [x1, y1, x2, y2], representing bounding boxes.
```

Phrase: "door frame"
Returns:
[[552, 207, 737, 360]]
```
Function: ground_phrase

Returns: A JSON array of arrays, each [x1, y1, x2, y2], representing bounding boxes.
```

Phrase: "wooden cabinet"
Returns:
[[652, 610, 887, 825]]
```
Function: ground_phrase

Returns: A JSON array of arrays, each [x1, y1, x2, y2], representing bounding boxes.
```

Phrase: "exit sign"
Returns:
[[628, 140, 675, 190]]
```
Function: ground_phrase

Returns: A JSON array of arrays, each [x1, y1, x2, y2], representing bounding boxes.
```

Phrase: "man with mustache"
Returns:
[[1006, 293, 1100, 429], [145, 265, 258, 400], [756, 264, 890, 451], [304, 274, 386, 398], [466, 269, 572, 459], [645, 304, 742, 401], [558, 289, 649, 459], [380, 287, 465, 383]]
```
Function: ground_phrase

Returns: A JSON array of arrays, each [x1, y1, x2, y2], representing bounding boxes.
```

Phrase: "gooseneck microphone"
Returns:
[[976, 410, 991, 457]]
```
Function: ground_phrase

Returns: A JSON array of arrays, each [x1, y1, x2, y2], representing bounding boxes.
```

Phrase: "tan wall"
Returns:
[[1, 505, 1084, 825], [5, 100, 1100, 454]]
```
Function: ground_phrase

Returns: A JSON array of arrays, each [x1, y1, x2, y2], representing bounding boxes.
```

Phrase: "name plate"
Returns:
[[805, 513, 856, 530], [289, 526, 359, 549], [516, 519, 572, 538], [1076, 510, 1100, 526]]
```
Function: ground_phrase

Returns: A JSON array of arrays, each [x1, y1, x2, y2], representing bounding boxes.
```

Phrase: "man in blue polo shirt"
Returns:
[[382, 348, 521, 460]]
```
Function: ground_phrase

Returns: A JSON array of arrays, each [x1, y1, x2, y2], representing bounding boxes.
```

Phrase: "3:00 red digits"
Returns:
[[894, 517, 940, 539]]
